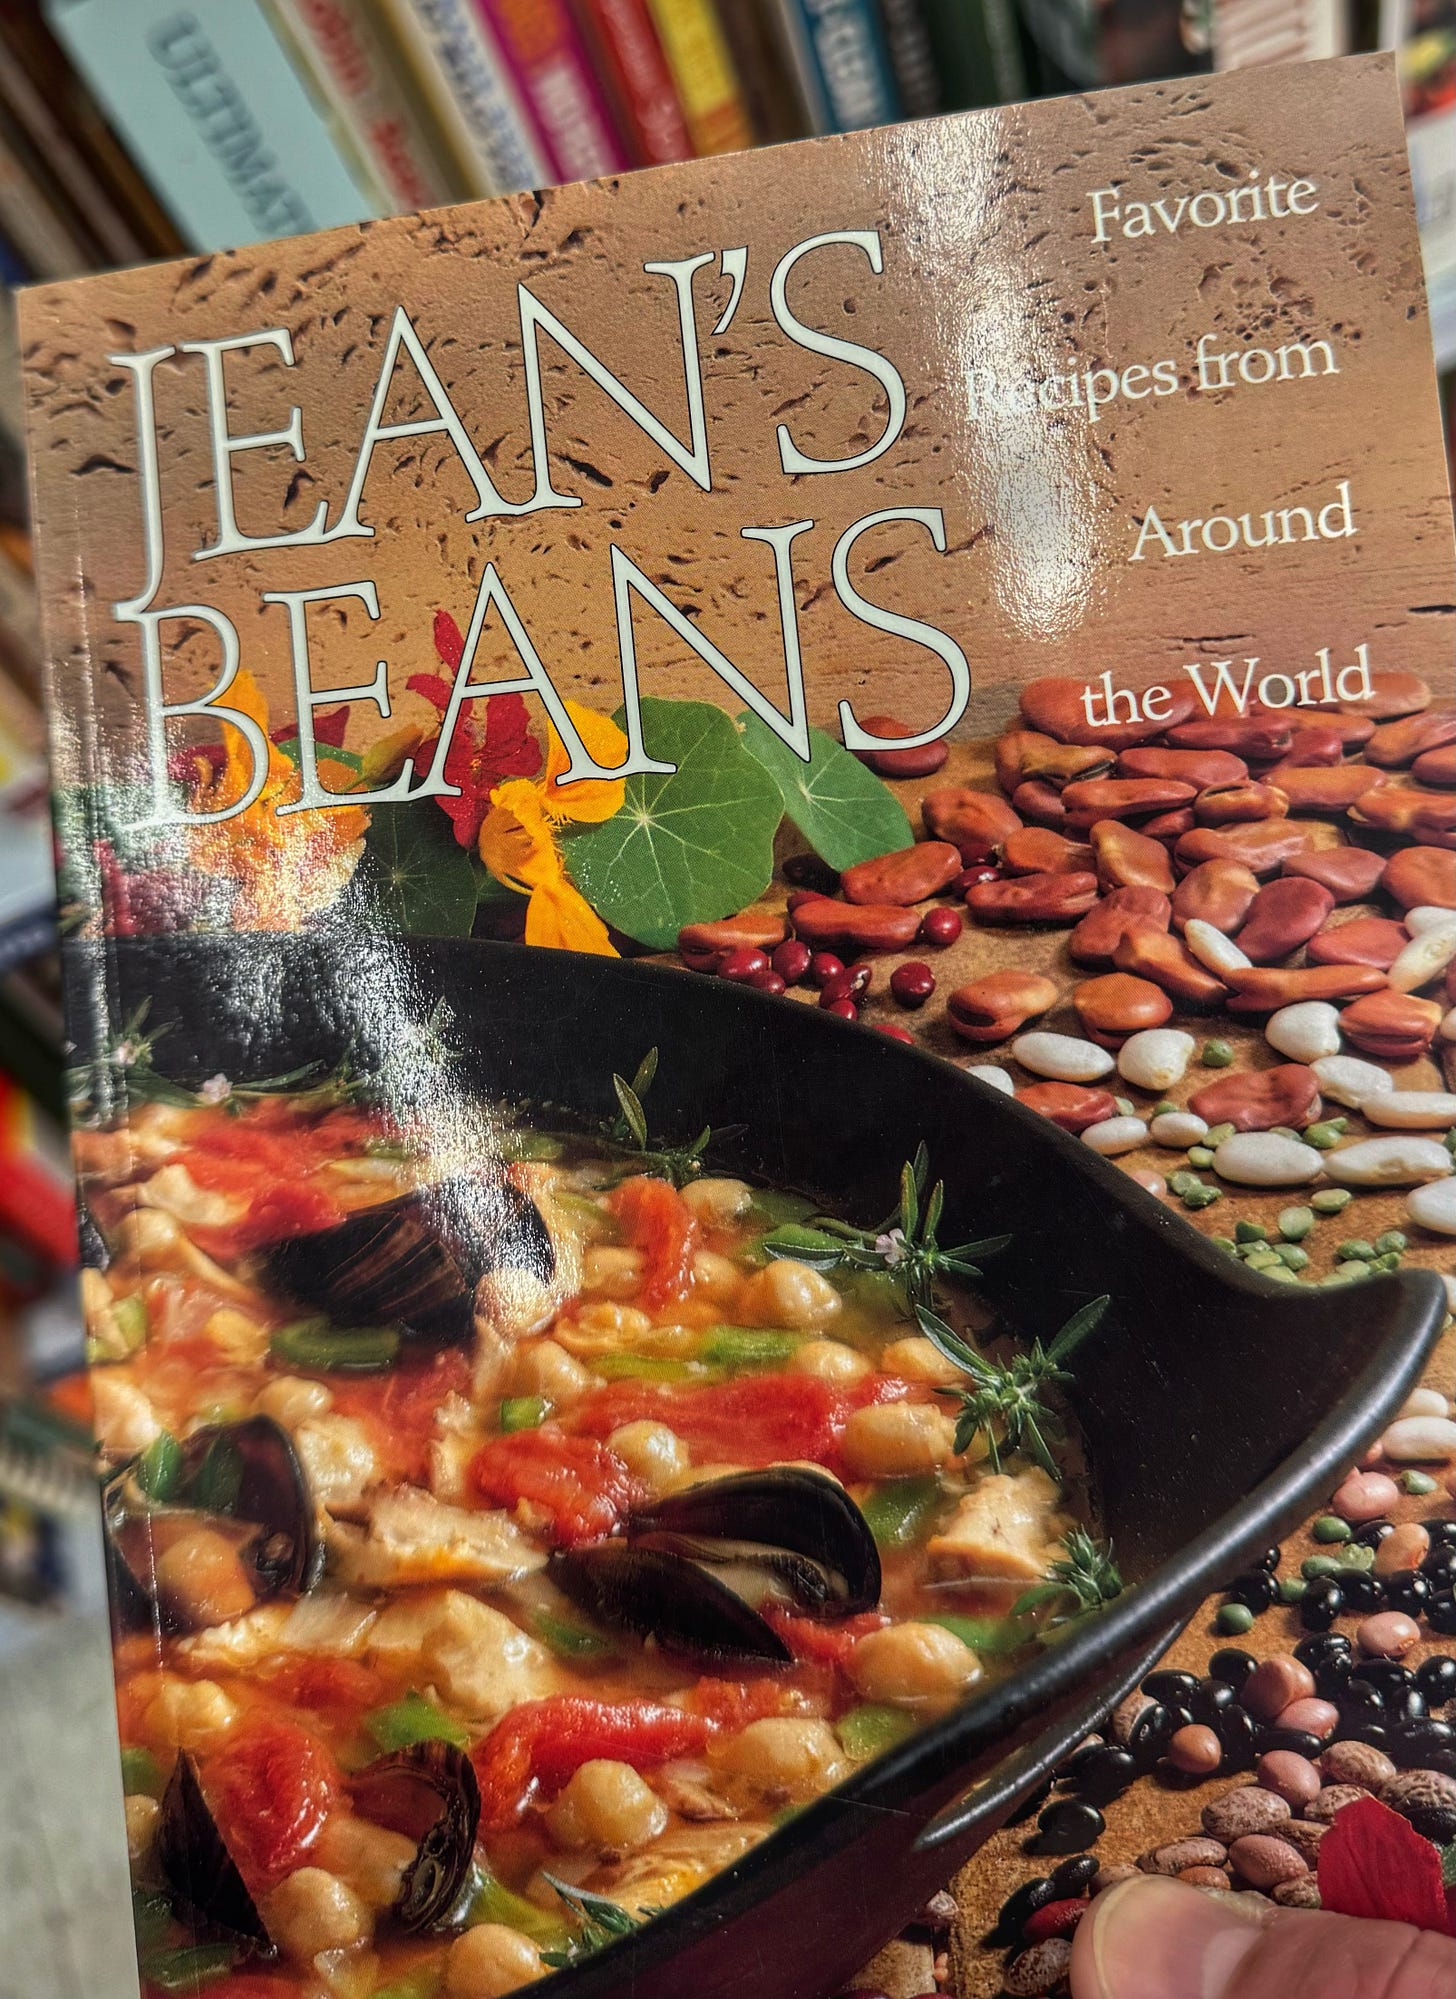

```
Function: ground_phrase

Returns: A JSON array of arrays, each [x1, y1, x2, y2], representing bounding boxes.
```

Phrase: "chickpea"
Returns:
[[849, 1623, 982, 1707], [315, 1816, 418, 1911], [691, 1250, 743, 1305], [788, 1339, 872, 1387], [263, 1868, 373, 1964], [679, 1177, 753, 1228], [142, 1676, 238, 1752], [254, 1375, 334, 1427], [840, 1402, 956, 1479], [547, 1759, 668, 1856], [124, 1794, 161, 1868], [879, 1336, 956, 1386], [739, 1259, 842, 1331], [571, 1301, 653, 1344], [716, 1719, 847, 1801], [506, 1339, 594, 1401], [446, 1924, 542, 1998], [607, 1421, 690, 1497], [583, 1245, 645, 1299]]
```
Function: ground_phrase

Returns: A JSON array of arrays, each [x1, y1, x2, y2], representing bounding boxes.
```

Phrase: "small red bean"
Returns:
[[890, 961, 936, 1008], [873, 1023, 915, 1044], [919, 906, 963, 948], [821, 964, 872, 1004], [718, 946, 769, 983], [746, 969, 787, 995], [823, 997, 858, 1021], [955, 865, 1001, 897], [771, 939, 812, 985], [845, 960, 874, 994], [808, 951, 846, 989]]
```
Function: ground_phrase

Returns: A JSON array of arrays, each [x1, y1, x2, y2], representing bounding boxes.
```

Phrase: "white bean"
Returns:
[[1264, 1001, 1342, 1064], [1149, 1111, 1208, 1148], [1378, 1416, 1456, 1463], [1363, 1090, 1456, 1130], [1403, 906, 1456, 936], [1183, 920, 1252, 978], [1388, 929, 1456, 994], [1212, 1133, 1323, 1187], [1010, 1032, 1114, 1083], [1398, 1386, 1452, 1420], [965, 1064, 1014, 1096], [1406, 1178, 1456, 1235], [1081, 1116, 1148, 1156], [1311, 1054, 1396, 1108], [1116, 1028, 1195, 1092], [1324, 1137, 1454, 1187]]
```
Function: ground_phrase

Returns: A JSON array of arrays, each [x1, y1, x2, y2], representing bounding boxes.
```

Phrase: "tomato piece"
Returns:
[[690, 1676, 820, 1733], [327, 1351, 472, 1485], [202, 1720, 341, 1891], [256, 1656, 385, 1719], [472, 1697, 711, 1827], [607, 1175, 699, 1307], [761, 1606, 891, 1668], [469, 1427, 637, 1545], [577, 1371, 852, 1468]]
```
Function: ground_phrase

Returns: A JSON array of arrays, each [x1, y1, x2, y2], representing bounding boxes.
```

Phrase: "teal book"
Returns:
[[770, 0, 902, 132]]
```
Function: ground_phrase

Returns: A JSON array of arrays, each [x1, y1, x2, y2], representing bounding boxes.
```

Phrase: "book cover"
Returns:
[[645, 0, 757, 153], [475, 0, 632, 182], [768, 0, 903, 131], [572, 0, 696, 165], [377, 0, 548, 197], [43, 0, 383, 252], [17, 53, 1456, 1999]]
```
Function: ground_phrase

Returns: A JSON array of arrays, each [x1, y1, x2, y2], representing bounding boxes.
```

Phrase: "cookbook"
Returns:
[[18, 50, 1456, 1999]]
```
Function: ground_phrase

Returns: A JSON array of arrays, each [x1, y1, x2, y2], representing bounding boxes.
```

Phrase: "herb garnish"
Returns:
[[1013, 1528, 1124, 1626], [539, 1877, 654, 1967], [609, 1047, 713, 1187], [915, 1292, 1109, 1476]]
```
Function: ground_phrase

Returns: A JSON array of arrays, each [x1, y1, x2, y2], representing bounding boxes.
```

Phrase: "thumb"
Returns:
[[1071, 1874, 1456, 1999]]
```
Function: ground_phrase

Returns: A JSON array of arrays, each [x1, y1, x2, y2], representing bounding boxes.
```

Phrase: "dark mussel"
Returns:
[[106, 1415, 322, 1635], [263, 1175, 553, 1345], [159, 1752, 275, 1956], [351, 1741, 482, 1931], [548, 1468, 881, 1668]]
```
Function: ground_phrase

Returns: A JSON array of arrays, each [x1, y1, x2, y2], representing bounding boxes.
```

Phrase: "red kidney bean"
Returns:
[[922, 787, 1022, 861], [808, 951, 845, 987], [1002, 827, 1095, 875], [849, 713, 951, 779], [1068, 887, 1172, 966], [954, 864, 1002, 896], [918, 906, 962, 947], [1016, 1081, 1122, 1131], [1113, 928, 1228, 1006], [1235, 878, 1336, 963], [890, 962, 936, 1008], [771, 939, 812, 985], [873, 1023, 915, 1043], [678, 913, 787, 970], [1089, 820, 1175, 893], [1172, 859, 1261, 935], [1283, 847, 1387, 902], [947, 970, 1060, 1044], [1223, 963, 1389, 1012], [1118, 746, 1248, 787], [746, 969, 787, 995], [1188, 1063, 1321, 1132], [1193, 781, 1289, 826], [820, 963, 872, 1003], [840, 840, 963, 907], [1011, 778, 1070, 827], [792, 900, 922, 951], [718, 946, 770, 983], [822, 997, 858, 1021], [1383, 844, 1456, 909], [964, 872, 1100, 925], [1305, 917, 1409, 971], [1019, 674, 1197, 747]]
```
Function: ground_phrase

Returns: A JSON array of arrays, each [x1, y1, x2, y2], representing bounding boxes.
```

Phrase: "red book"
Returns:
[[572, 0, 694, 164], [474, 0, 631, 183]]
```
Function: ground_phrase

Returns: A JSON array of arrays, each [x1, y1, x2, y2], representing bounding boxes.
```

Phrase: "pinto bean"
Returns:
[[1011, 778, 1070, 827], [1413, 743, 1456, 788], [678, 913, 788, 970], [1061, 777, 1196, 826], [947, 970, 1060, 1044], [1363, 710, 1456, 769], [1002, 827, 1096, 875], [841, 841, 963, 906], [790, 899, 922, 951], [850, 714, 951, 779], [964, 872, 1100, 925], [1113, 927, 1228, 1006], [1015, 1081, 1121, 1132], [1189, 1064, 1321, 1132], [1172, 859, 1261, 935], [1330, 668, 1431, 718], [1223, 963, 1389, 1013], [922, 787, 1022, 861], [1235, 878, 1336, 963], [1338, 990, 1443, 1059], [1193, 781, 1289, 826], [1284, 846, 1387, 902], [1019, 674, 1197, 748], [1090, 819, 1175, 893], [1118, 746, 1248, 787], [1175, 819, 1336, 876], [1166, 715, 1293, 759], [1305, 917, 1410, 970], [1263, 764, 1387, 813], [1073, 974, 1172, 1045], [1068, 886, 1172, 966], [1383, 845, 1456, 910]]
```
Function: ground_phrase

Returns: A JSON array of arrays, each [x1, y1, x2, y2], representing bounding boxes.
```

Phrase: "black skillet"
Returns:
[[68, 933, 1445, 1999]]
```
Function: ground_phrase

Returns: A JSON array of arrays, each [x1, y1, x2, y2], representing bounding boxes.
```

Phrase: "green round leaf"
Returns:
[[736, 712, 912, 870], [566, 700, 781, 949], [362, 804, 484, 936]]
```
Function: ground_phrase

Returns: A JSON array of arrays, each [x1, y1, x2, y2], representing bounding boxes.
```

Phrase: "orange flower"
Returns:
[[477, 702, 626, 955], [189, 671, 369, 930]]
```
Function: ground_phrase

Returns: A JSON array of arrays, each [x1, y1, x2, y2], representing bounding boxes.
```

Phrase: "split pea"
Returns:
[[1312, 1515, 1351, 1544], [1303, 1122, 1346, 1150], [1235, 1221, 1267, 1244], [1374, 1231, 1407, 1255], [1186, 1146, 1215, 1168], [1311, 1189, 1352, 1214], [1201, 1040, 1235, 1068], [1216, 1603, 1255, 1636], [1400, 1470, 1438, 1496], [1277, 1207, 1314, 1241]]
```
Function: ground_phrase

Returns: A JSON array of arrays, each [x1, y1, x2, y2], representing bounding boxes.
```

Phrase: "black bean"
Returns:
[[1421, 1548, 1456, 1586], [1385, 1573, 1431, 1617], [1388, 1719, 1456, 1769], [1427, 1592, 1456, 1638], [1340, 1572, 1386, 1614], [1300, 1579, 1344, 1631], [1340, 1684, 1387, 1728], [1256, 1726, 1324, 1759], [1341, 1721, 1392, 1752], [1215, 1704, 1258, 1771], [1127, 1702, 1178, 1771], [1141, 1670, 1201, 1706], [1422, 1520, 1456, 1549], [1225, 1570, 1279, 1612], [1030, 1798, 1106, 1856], [1191, 1679, 1237, 1724], [1351, 1518, 1396, 1548], [1405, 1804, 1456, 1844], [1351, 1660, 1415, 1697], [1050, 1853, 1100, 1897], [1208, 1648, 1257, 1689], [1415, 1656, 1456, 1707], [988, 1876, 1057, 1945], [1069, 1746, 1137, 1805], [1295, 1632, 1352, 1672], [1255, 1545, 1282, 1573]]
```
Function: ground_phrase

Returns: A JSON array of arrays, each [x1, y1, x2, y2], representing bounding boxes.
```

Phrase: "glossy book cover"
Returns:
[[16, 51, 1456, 1999]]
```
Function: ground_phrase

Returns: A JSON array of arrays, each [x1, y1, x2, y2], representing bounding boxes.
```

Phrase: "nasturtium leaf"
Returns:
[[363, 804, 484, 936], [565, 700, 782, 949], [736, 711, 912, 870]]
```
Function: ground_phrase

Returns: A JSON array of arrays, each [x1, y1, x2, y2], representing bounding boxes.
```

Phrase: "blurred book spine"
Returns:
[[0, 115, 95, 276], [876, 0, 945, 116], [266, 0, 463, 210], [768, 0, 902, 130], [1211, 0, 1350, 64], [377, 0, 546, 195], [645, 0, 756, 153], [921, 0, 1026, 105], [42, 0, 382, 252], [572, 0, 695, 163], [476, 0, 631, 179]]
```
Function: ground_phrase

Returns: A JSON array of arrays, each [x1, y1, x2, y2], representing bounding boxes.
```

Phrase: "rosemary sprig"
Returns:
[[915, 1292, 1109, 1477], [609, 1047, 713, 1187], [539, 1877, 653, 1968], [1013, 1528, 1124, 1626], [763, 1145, 1009, 1313]]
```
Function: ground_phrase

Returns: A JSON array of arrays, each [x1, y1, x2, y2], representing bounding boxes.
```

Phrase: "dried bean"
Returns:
[[1118, 1029, 1196, 1093], [1406, 1180, 1456, 1234], [1172, 859, 1261, 934], [1413, 743, 1456, 788], [1356, 1611, 1422, 1657], [1114, 928, 1228, 1006], [1002, 827, 1096, 875], [1119, 746, 1247, 787], [1311, 1055, 1395, 1108], [996, 730, 1060, 793], [1305, 916, 1410, 971], [1378, 1415, 1456, 1459], [1351, 787, 1456, 843], [947, 969, 1060, 1044], [1283, 847, 1387, 902], [1016, 1082, 1122, 1133], [1265, 764, 1387, 812], [1176, 820, 1335, 878], [1265, 1001, 1342, 1062], [791, 899, 922, 952], [1330, 667, 1431, 717], [840, 841, 963, 906], [1305, 1784, 1372, 1822], [678, 912, 787, 969], [1011, 1031, 1116, 1083], [1202, 1786, 1292, 1840], [965, 872, 1100, 925], [1074, 973, 1172, 1044], [1223, 964, 1387, 1013], [1243, 1656, 1315, 1720], [1082, 1116, 1148, 1156], [1189, 1065, 1320, 1133], [1062, 776, 1196, 826], [1090, 820, 1176, 893], [1212, 1133, 1323, 1186], [1236, 879, 1336, 963], [1141, 1837, 1228, 1875], [1167, 715, 1294, 758], [1364, 710, 1456, 767], [1388, 927, 1456, 993], [850, 714, 951, 778], [1338, 990, 1443, 1059], [921, 787, 1023, 862], [1012, 778, 1070, 828], [1278, 720, 1359, 765], [1229, 1834, 1307, 1889], [1364, 1089, 1456, 1129], [1067, 887, 1171, 967], [1322, 1135, 1453, 1186], [1020, 674, 1196, 748], [1194, 780, 1289, 826], [1183, 919, 1252, 978]]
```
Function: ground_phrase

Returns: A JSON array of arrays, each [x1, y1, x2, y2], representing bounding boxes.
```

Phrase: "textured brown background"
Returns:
[[19, 54, 1455, 806]]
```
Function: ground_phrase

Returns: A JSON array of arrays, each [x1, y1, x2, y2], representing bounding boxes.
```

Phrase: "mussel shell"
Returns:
[[631, 1467, 881, 1617], [548, 1542, 795, 1667], [262, 1176, 552, 1345], [632, 1533, 844, 1615], [158, 1752, 276, 1956], [351, 1741, 482, 1932]]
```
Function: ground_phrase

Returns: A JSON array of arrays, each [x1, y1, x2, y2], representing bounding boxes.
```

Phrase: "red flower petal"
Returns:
[[1318, 1797, 1456, 1936], [406, 672, 455, 714], [482, 692, 542, 778], [434, 609, 465, 671]]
